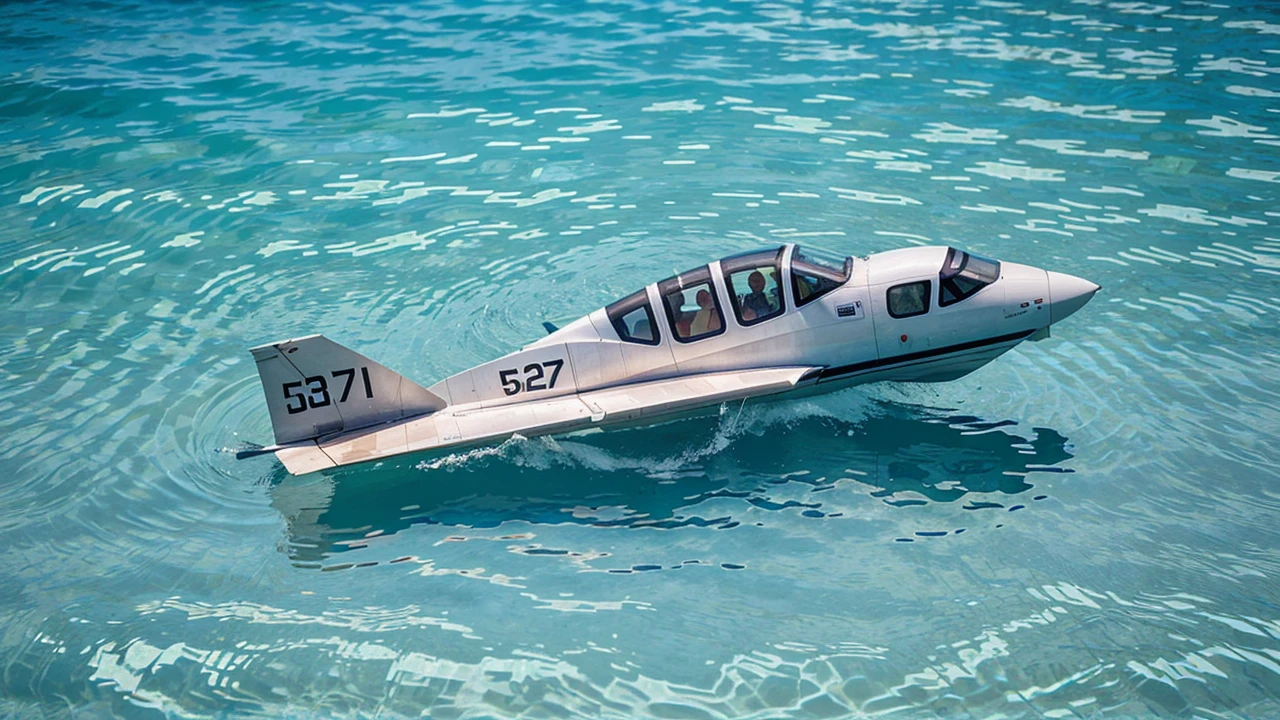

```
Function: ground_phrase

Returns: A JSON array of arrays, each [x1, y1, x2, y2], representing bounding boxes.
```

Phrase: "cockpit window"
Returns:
[[658, 266, 726, 343], [606, 289, 659, 345], [938, 247, 1000, 307], [791, 245, 853, 308], [723, 247, 785, 326]]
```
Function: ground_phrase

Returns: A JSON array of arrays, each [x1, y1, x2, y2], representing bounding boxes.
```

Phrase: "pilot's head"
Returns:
[[695, 289, 713, 309], [748, 271, 766, 293]]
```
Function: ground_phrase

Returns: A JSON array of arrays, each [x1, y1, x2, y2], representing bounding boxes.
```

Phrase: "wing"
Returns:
[[268, 365, 821, 474]]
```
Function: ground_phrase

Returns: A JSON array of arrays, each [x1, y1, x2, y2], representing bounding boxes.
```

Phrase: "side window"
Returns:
[[791, 245, 853, 308], [887, 280, 931, 319], [605, 289, 659, 345], [723, 247, 785, 326], [658, 266, 726, 343]]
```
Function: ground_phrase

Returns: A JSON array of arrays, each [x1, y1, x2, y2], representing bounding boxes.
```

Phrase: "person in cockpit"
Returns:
[[740, 270, 776, 321], [690, 289, 721, 335]]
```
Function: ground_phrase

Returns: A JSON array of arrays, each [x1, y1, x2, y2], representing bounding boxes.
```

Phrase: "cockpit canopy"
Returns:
[[605, 244, 853, 345], [606, 288, 659, 345], [938, 247, 1000, 307], [791, 245, 853, 308]]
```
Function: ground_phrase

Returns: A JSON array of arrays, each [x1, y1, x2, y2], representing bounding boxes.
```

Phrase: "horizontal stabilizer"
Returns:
[[250, 335, 446, 445]]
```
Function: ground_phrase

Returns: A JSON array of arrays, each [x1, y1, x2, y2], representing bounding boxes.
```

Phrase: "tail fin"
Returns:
[[250, 335, 447, 445]]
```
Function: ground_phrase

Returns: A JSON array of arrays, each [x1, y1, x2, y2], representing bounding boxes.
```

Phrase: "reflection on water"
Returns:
[[270, 404, 1073, 566]]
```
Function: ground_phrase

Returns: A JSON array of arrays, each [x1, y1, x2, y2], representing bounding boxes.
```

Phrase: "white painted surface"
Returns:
[[253, 243, 1096, 474]]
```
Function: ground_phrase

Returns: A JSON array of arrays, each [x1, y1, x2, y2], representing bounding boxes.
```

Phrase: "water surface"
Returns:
[[2, 0, 1280, 717]]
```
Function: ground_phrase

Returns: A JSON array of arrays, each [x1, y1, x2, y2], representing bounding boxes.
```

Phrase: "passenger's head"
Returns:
[[696, 289, 713, 309], [748, 271, 766, 293]]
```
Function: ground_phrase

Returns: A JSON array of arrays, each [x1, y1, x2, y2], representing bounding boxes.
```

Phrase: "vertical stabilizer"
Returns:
[[250, 335, 446, 445]]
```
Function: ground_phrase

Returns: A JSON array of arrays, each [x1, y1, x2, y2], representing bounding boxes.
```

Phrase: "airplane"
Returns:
[[237, 244, 1099, 475]]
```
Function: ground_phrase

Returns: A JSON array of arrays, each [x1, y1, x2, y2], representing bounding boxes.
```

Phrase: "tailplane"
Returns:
[[250, 335, 446, 445]]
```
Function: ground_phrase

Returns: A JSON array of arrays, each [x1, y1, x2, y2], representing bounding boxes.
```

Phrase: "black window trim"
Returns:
[[722, 247, 786, 327], [657, 266, 727, 344], [791, 249, 854, 309], [605, 288, 661, 346], [886, 279, 932, 319]]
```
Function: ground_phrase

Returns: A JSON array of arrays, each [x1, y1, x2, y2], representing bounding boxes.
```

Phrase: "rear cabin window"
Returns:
[[658, 266, 726, 343], [939, 247, 1000, 307], [605, 289, 659, 345], [723, 247, 785, 326], [887, 280, 931, 318], [791, 245, 853, 308]]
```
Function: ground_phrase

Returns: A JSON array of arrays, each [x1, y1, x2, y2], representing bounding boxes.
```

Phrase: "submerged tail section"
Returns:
[[250, 335, 447, 445]]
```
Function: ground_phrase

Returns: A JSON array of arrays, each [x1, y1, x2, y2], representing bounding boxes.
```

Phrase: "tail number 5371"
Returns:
[[499, 359, 564, 396], [283, 367, 373, 414]]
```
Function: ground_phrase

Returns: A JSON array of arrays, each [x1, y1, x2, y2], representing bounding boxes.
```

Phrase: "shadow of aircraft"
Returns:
[[265, 402, 1073, 565]]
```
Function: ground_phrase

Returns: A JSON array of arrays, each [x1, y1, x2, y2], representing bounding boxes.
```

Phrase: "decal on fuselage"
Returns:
[[836, 300, 864, 319], [1005, 297, 1045, 320], [497, 359, 565, 396]]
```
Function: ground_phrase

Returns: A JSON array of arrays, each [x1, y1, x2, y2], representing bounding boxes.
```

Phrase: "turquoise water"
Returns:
[[2, 0, 1279, 717]]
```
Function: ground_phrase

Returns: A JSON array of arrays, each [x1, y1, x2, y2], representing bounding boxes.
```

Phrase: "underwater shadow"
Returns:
[[266, 402, 1073, 565]]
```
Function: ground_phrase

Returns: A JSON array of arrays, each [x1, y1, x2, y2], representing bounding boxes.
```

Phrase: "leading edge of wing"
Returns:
[[269, 365, 822, 474]]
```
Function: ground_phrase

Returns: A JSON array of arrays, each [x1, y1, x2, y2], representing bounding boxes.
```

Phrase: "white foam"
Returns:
[[642, 100, 704, 113]]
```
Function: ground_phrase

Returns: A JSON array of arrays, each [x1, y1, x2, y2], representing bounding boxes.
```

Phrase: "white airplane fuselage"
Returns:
[[243, 244, 1099, 475]]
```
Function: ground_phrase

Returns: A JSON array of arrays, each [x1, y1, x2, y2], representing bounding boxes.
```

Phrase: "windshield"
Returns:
[[938, 247, 1000, 307]]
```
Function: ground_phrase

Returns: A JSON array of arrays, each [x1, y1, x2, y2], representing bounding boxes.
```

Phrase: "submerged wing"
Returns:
[[269, 365, 820, 474]]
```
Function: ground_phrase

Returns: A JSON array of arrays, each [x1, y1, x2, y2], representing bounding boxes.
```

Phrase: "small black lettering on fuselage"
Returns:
[[283, 366, 373, 414], [499, 359, 565, 396], [836, 301, 863, 318]]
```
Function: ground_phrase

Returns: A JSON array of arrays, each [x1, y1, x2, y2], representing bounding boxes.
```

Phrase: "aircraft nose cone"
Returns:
[[1047, 271, 1100, 324]]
